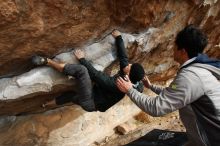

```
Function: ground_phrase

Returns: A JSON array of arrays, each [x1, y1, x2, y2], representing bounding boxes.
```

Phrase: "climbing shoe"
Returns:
[[31, 55, 48, 66]]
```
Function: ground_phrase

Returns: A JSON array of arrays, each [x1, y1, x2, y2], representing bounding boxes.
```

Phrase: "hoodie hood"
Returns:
[[181, 54, 220, 79], [193, 54, 220, 68]]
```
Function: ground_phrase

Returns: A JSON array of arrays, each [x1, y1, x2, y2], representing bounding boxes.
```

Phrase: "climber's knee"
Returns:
[[79, 97, 96, 112], [82, 106, 97, 112], [63, 64, 88, 77]]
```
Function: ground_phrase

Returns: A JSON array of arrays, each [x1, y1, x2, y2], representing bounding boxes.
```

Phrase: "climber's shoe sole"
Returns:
[[31, 55, 48, 66]]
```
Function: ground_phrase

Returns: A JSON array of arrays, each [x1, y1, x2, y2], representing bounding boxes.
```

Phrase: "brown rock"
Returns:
[[0, 0, 220, 76], [116, 122, 137, 135]]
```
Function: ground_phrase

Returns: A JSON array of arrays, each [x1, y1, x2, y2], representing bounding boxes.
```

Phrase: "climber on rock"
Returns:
[[32, 29, 145, 112]]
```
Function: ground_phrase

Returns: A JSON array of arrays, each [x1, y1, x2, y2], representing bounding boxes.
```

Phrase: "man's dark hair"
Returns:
[[175, 24, 208, 58], [129, 63, 145, 84]]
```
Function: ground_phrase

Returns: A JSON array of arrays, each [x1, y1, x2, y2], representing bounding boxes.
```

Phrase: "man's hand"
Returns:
[[111, 29, 121, 38], [142, 75, 152, 89], [73, 49, 85, 60], [116, 75, 133, 93]]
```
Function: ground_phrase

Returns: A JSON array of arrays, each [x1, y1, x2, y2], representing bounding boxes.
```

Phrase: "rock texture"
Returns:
[[0, 0, 220, 76], [0, 0, 220, 146], [0, 97, 141, 146]]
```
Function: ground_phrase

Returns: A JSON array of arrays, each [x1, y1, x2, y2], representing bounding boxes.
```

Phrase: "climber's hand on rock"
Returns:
[[112, 29, 121, 38], [73, 49, 85, 60]]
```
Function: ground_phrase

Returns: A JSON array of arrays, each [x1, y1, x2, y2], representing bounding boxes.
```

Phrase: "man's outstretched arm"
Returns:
[[116, 72, 204, 116], [142, 75, 164, 95]]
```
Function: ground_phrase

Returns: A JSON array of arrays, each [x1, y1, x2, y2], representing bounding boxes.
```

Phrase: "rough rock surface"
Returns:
[[0, 0, 220, 76], [0, 97, 141, 146], [0, 0, 220, 146]]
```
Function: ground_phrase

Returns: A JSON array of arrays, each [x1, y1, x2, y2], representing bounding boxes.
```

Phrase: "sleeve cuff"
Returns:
[[79, 58, 86, 64], [116, 35, 122, 41], [127, 87, 135, 96], [149, 84, 153, 90]]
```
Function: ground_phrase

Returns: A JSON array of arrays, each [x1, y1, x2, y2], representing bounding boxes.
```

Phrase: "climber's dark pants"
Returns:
[[55, 64, 96, 112]]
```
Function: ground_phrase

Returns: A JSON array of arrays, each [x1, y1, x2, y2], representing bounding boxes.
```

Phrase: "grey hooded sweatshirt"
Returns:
[[127, 55, 220, 146]]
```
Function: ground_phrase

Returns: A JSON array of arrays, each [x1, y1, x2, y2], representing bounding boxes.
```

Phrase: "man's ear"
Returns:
[[181, 48, 187, 53], [182, 48, 190, 59]]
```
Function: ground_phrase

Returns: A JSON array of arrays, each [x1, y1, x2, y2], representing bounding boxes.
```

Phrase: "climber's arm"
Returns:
[[112, 30, 129, 75]]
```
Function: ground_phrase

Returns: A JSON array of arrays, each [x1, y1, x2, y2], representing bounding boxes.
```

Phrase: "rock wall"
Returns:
[[0, 97, 141, 146], [0, 0, 220, 77], [0, 0, 220, 146]]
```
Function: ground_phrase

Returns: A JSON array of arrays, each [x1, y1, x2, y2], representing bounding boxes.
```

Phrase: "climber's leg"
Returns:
[[47, 58, 66, 72], [32, 55, 65, 72], [63, 64, 96, 112], [33, 56, 96, 111], [42, 91, 76, 108], [55, 91, 78, 105], [42, 99, 56, 108], [42, 65, 96, 112]]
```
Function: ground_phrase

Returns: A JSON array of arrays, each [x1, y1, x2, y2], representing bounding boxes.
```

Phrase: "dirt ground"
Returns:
[[91, 111, 185, 146]]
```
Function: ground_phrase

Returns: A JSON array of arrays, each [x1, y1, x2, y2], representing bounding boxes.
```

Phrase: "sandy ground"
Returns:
[[91, 111, 185, 146]]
